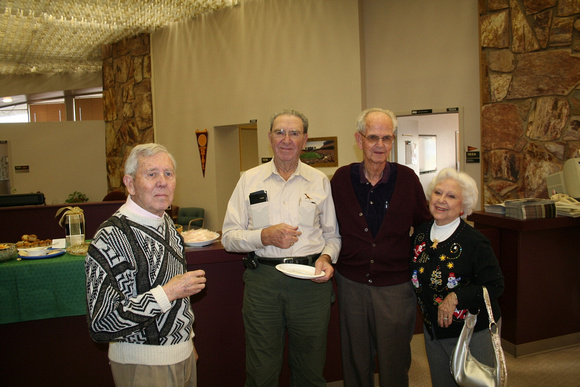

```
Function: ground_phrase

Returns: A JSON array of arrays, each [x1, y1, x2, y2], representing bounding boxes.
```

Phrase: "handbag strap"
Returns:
[[482, 286, 496, 329], [482, 285, 508, 386]]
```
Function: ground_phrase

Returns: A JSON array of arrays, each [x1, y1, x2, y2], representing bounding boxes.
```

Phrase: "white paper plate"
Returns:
[[18, 246, 53, 256], [276, 263, 324, 279], [184, 232, 220, 247], [18, 248, 66, 259]]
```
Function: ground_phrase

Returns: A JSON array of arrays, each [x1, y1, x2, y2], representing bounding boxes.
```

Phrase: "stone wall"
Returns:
[[480, 0, 580, 203], [102, 33, 153, 193]]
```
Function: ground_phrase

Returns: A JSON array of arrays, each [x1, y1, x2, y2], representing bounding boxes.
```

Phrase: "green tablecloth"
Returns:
[[0, 253, 87, 324]]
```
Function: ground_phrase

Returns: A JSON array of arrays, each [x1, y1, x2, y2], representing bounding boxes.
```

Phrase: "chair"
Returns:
[[102, 191, 126, 201], [176, 207, 205, 230]]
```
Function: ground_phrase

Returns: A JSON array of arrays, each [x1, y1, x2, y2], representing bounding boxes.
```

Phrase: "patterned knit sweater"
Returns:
[[410, 219, 504, 340], [85, 204, 194, 365]]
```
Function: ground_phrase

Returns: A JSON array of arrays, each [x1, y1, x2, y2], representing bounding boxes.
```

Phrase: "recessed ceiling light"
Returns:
[[2, 97, 13, 103]]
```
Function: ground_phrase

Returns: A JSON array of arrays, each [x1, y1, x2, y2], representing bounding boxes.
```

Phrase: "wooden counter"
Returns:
[[468, 211, 580, 357], [0, 201, 124, 242], [0, 243, 344, 386]]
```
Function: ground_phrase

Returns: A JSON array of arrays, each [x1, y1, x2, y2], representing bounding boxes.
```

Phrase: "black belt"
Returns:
[[255, 253, 321, 266]]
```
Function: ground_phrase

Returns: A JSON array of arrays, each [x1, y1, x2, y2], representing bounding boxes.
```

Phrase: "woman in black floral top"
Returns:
[[410, 168, 504, 386]]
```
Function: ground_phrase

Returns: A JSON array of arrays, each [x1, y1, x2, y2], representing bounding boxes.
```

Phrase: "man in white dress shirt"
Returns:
[[222, 109, 341, 387]]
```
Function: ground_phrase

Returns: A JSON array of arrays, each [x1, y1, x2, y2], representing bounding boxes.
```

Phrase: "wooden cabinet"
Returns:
[[468, 211, 580, 356], [29, 102, 65, 122], [27, 97, 103, 122], [75, 97, 104, 121]]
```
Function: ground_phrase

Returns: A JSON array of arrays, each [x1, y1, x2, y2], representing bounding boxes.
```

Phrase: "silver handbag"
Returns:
[[450, 286, 508, 386]]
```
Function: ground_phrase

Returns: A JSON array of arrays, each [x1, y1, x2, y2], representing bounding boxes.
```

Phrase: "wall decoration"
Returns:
[[300, 136, 338, 167], [196, 129, 208, 177]]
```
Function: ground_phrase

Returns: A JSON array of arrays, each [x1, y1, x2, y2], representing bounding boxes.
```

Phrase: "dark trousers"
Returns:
[[242, 263, 333, 387], [336, 272, 416, 387]]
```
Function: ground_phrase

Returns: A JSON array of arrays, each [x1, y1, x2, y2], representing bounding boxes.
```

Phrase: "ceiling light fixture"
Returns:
[[0, 0, 241, 76]]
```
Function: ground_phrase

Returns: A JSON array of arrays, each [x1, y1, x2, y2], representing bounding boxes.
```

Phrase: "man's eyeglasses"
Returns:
[[360, 133, 394, 144], [272, 129, 303, 139]]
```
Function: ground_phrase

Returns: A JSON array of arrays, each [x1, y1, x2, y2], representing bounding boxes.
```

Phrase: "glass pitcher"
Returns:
[[64, 212, 85, 247], [56, 206, 86, 247]]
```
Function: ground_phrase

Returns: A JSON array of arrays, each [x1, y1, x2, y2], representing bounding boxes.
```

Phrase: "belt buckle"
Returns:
[[283, 258, 294, 263]]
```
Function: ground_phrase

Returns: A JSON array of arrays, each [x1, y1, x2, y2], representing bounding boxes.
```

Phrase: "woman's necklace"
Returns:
[[430, 218, 461, 249]]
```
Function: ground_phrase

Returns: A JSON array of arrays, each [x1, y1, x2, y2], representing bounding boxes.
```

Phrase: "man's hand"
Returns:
[[312, 254, 334, 283], [261, 223, 302, 249], [163, 269, 206, 302]]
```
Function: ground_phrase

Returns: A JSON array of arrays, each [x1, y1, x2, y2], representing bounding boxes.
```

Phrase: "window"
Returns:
[[0, 103, 28, 123], [0, 89, 103, 123]]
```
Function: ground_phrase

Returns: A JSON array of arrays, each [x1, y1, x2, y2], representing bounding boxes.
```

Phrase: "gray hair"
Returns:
[[355, 107, 398, 135], [269, 109, 309, 133], [426, 168, 479, 217], [124, 143, 177, 178]]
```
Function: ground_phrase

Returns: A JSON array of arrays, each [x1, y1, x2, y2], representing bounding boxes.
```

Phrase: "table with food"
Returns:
[[0, 229, 221, 324], [0, 234, 88, 324]]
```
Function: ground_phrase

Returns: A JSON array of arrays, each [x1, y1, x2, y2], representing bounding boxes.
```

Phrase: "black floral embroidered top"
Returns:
[[410, 219, 504, 340]]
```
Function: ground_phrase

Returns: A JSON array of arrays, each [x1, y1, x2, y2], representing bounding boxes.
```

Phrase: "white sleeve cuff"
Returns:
[[248, 229, 265, 248], [151, 285, 172, 313]]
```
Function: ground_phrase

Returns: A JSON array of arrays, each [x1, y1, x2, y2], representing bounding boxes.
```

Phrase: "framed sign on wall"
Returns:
[[300, 136, 338, 168]]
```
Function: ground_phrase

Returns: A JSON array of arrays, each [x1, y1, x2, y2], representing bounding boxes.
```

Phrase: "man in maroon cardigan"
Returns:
[[330, 108, 431, 387]]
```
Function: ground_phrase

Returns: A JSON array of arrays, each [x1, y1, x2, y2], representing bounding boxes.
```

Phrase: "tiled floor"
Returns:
[[328, 334, 580, 386]]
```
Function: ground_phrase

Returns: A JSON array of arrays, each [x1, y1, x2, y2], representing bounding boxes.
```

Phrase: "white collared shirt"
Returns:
[[221, 160, 341, 262], [125, 195, 164, 220]]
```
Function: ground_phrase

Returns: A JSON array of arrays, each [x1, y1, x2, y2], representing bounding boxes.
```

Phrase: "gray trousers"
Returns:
[[336, 272, 417, 387], [242, 263, 333, 387], [423, 319, 501, 387]]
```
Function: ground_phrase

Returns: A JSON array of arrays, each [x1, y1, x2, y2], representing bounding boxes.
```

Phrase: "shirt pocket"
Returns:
[[250, 202, 270, 229], [298, 199, 318, 228]]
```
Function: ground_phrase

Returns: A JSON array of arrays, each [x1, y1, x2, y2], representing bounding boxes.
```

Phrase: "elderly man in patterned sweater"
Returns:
[[85, 143, 207, 387]]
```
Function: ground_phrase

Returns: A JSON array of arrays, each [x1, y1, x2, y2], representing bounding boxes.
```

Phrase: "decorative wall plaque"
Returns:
[[196, 129, 208, 177]]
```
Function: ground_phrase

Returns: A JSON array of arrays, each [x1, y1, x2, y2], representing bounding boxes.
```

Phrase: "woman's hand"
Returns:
[[438, 292, 458, 328]]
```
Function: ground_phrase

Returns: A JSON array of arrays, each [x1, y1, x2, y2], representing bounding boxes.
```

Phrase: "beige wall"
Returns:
[[362, 0, 481, 206], [0, 121, 107, 204], [0, 0, 482, 228], [151, 0, 363, 230], [1, 72, 102, 96]]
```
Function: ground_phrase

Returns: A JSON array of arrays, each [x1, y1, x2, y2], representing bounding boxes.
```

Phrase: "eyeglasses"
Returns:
[[272, 129, 303, 139], [360, 133, 394, 144]]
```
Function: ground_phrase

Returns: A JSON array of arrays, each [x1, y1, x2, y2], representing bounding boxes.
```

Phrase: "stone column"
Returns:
[[479, 0, 580, 202], [102, 33, 153, 193]]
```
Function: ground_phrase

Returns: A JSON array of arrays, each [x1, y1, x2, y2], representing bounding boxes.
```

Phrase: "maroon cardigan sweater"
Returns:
[[331, 162, 431, 286]]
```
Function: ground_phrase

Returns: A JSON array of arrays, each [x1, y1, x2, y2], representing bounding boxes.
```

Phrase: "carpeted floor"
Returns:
[[329, 334, 580, 386]]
